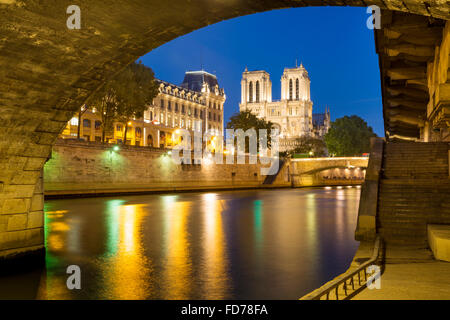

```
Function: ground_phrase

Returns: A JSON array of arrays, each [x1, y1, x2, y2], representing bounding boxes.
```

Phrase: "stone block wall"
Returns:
[[0, 170, 45, 259], [44, 139, 287, 195]]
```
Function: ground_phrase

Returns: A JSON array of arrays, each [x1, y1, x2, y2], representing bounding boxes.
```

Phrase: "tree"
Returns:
[[324, 115, 377, 156], [289, 136, 327, 157], [115, 62, 159, 143], [92, 87, 119, 142], [87, 61, 159, 143], [226, 111, 274, 151], [76, 104, 91, 139]]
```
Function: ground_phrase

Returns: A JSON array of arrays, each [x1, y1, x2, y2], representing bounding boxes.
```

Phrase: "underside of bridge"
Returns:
[[377, 10, 450, 141], [0, 1, 449, 259]]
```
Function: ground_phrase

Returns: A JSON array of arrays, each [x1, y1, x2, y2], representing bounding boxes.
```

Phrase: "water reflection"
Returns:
[[201, 193, 230, 299], [103, 204, 152, 299], [6, 187, 361, 300], [162, 200, 193, 299]]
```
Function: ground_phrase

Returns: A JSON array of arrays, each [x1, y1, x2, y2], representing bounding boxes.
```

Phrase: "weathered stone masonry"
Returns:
[[44, 139, 275, 195]]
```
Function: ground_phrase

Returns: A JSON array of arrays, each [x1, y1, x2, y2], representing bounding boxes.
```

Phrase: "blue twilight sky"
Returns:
[[139, 6, 384, 136]]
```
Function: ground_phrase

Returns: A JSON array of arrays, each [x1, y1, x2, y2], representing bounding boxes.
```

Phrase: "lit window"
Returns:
[[70, 117, 79, 126]]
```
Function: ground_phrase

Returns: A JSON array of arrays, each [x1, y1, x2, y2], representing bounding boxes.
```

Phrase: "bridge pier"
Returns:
[[0, 168, 45, 260]]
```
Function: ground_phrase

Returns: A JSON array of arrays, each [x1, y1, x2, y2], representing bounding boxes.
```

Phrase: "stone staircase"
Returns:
[[378, 141, 450, 245], [262, 159, 286, 185]]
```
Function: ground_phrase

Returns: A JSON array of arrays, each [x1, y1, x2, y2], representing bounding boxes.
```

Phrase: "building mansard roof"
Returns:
[[181, 70, 225, 96]]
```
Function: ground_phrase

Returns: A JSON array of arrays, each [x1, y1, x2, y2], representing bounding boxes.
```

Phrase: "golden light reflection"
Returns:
[[162, 200, 193, 299], [104, 204, 152, 300], [45, 211, 69, 252], [45, 210, 68, 219], [336, 189, 346, 201], [50, 222, 70, 232], [305, 193, 319, 253], [202, 193, 230, 299], [335, 190, 345, 244], [47, 234, 64, 251], [38, 209, 72, 299]]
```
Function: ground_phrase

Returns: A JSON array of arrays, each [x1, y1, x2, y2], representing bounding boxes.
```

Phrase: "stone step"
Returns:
[[379, 142, 450, 244], [428, 225, 450, 262], [379, 195, 450, 201], [379, 207, 450, 214]]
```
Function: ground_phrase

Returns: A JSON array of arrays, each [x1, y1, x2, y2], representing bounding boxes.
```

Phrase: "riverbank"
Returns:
[[45, 180, 364, 198], [43, 139, 365, 198], [44, 182, 293, 199]]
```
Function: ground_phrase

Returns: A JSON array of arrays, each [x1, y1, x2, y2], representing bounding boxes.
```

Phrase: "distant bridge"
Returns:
[[288, 157, 369, 187]]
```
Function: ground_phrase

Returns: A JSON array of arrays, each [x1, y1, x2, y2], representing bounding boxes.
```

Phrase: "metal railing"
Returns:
[[301, 236, 383, 300]]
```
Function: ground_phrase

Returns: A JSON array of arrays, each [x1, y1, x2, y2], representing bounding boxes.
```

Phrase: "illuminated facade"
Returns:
[[239, 64, 330, 151], [60, 70, 226, 148]]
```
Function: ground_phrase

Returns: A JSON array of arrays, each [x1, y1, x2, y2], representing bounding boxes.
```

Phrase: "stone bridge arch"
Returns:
[[0, 1, 448, 259], [289, 157, 369, 186]]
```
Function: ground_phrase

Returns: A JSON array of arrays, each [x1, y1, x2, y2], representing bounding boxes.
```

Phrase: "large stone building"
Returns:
[[61, 70, 225, 148], [239, 64, 330, 151]]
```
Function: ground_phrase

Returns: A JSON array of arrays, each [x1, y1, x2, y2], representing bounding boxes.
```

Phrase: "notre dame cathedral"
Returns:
[[239, 64, 330, 152]]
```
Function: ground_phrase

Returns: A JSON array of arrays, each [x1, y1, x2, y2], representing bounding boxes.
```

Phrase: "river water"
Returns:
[[2, 187, 361, 300]]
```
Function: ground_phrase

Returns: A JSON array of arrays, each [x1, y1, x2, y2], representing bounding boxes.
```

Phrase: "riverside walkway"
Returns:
[[353, 245, 450, 300]]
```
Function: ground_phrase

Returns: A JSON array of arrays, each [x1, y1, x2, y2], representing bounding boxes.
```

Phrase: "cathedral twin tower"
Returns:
[[239, 64, 330, 152]]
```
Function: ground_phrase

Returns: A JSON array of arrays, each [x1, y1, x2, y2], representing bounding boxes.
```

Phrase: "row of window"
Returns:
[[247, 78, 305, 102], [208, 101, 222, 110], [288, 78, 303, 101], [160, 99, 222, 112], [161, 87, 204, 104], [152, 107, 221, 123], [209, 112, 221, 122], [248, 81, 261, 103], [75, 119, 102, 129], [81, 111, 222, 130]]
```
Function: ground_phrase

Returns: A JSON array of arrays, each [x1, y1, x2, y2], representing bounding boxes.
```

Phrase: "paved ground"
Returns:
[[353, 245, 450, 300]]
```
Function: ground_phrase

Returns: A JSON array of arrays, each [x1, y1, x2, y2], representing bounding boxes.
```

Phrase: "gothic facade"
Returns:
[[239, 64, 330, 151]]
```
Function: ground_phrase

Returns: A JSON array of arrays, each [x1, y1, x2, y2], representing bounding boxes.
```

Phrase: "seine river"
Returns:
[[1, 187, 361, 300]]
